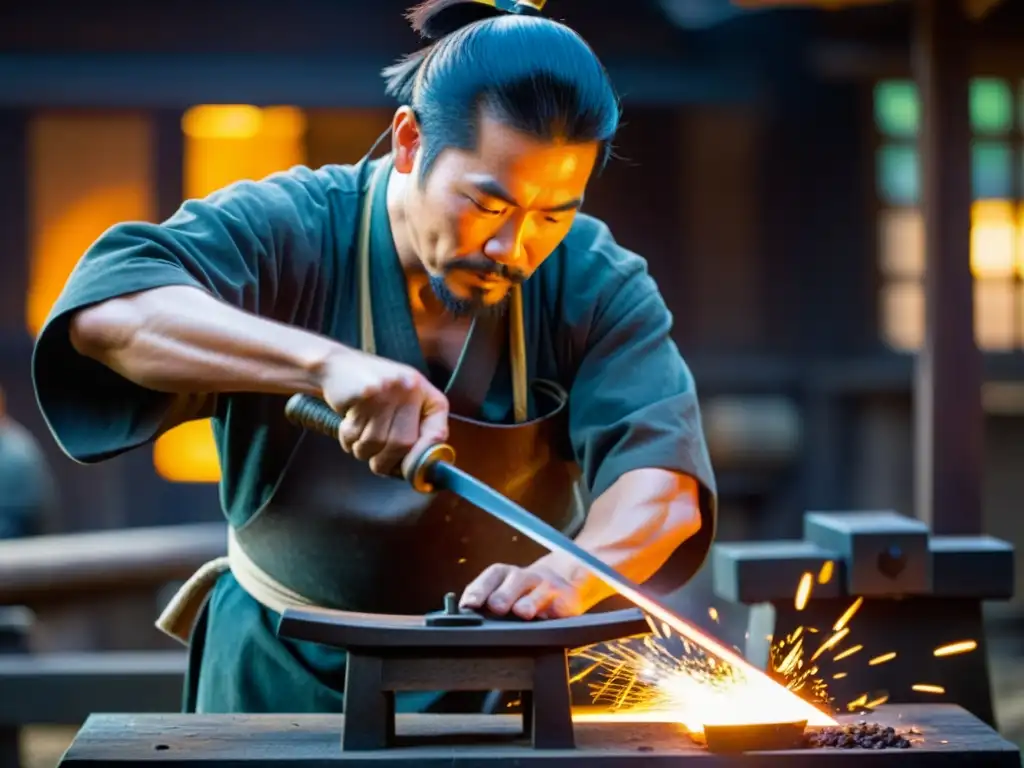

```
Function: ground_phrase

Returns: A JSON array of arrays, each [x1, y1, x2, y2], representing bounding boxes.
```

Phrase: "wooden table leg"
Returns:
[[342, 653, 394, 751]]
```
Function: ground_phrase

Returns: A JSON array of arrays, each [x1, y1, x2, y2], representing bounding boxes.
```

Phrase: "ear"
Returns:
[[391, 107, 421, 175]]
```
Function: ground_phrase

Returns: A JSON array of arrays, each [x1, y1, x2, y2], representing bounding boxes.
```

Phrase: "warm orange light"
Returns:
[[152, 419, 222, 483], [153, 105, 307, 483], [182, 105, 307, 199], [971, 200, 1016, 278], [27, 113, 155, 336]]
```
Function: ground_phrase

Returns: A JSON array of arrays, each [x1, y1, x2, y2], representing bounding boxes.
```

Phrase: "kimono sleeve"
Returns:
[[31, 167, 328, 464], [567, 243, 718, 591]]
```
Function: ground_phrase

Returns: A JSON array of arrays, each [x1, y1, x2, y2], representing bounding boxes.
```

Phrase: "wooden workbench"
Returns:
[[58, 704, 1020, 766]]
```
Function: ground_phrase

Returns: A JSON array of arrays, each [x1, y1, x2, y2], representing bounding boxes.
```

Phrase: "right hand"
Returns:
[[319, 349, 449, 478]]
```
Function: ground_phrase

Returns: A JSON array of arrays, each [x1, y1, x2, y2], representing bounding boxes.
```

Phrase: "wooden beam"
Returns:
[[0, 523, 226, 605], [0, 652, 186, 725], [912, 0, 983, 535], [0, 53, 760, 109]]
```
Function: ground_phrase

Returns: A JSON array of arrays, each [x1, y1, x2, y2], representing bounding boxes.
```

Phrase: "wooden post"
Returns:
[[912, 0, 983, 535]]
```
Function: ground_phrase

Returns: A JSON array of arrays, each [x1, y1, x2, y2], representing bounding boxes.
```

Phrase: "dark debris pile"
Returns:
[[806, 721, 913, 749]]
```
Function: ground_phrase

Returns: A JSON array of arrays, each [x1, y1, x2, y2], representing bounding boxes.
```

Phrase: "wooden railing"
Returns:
[[0, 523, 226, 605]]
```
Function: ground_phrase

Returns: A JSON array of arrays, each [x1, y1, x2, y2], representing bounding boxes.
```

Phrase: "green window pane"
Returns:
[[970, 79, 1012, 134], [972, 142, 1013, 199], [877, 145, 919, 205], [875, 81, 919, 137]]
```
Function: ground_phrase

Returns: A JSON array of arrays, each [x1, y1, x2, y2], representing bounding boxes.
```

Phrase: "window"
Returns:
[[876, 78, 1024, 351], [27, 112, 155, 336], [152, 105, 308, 483]]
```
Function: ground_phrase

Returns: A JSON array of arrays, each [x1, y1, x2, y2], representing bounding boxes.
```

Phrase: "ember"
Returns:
[[807, 721, 913, 750]]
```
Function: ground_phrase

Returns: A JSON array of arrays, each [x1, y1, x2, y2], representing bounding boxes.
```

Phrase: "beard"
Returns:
[[429, 259, 526, 318]]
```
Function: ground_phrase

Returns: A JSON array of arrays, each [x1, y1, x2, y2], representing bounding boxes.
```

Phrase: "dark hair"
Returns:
[[382, 0, 620, 184]]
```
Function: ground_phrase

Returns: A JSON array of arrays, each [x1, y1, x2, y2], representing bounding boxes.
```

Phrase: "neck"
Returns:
[[385, 167, 423, 273]]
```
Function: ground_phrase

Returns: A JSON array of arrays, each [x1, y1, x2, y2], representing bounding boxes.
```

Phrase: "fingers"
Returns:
[[460, 564, 511, 611], [334, 367, 450, 477], [462, 563, 579, 621], [462, 564, 546, 617], [487, 568, 543, 616], [368, 401, 420, 476], [338, 407, 368, 455], [513, 583, 557, 620]]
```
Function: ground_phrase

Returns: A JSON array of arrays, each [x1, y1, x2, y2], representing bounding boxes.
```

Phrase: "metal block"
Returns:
[[712, 541, 843, 604], [929, 536, 1015, 599], [804, 512, 931, 597]]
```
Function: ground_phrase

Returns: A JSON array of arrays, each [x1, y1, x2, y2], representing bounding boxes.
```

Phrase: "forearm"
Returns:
[[68, 285, 349, 397], [540, 468, 702, 609]]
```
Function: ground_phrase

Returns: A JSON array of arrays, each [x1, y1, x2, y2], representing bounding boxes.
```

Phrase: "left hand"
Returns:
[[459, 558, 586, 620]]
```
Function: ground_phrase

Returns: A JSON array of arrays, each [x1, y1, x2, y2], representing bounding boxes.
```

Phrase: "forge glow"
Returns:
[[569, 565, 980, 736]]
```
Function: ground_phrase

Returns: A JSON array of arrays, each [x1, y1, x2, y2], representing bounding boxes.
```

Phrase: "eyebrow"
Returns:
[[471, 177, 583, 214]]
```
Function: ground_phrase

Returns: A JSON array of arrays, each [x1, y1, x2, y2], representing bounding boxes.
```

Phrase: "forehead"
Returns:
[[460, 113, 598, 198]]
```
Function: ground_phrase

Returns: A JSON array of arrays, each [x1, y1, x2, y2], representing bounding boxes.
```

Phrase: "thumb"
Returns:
[[419, 386, 450, 444], [401, 389, 450, 481]]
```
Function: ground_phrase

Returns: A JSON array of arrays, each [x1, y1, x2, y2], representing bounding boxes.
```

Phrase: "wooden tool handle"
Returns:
[[284, 394, 455, 493]]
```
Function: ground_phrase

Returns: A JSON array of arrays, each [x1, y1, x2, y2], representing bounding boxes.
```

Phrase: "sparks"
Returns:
[[833, 644, 863, 662], [864, 693, 890, 709], [708, 607, 719, 623], [912, 684, 945, 694], [794, 572, 814, 611], [833, 597, 863, 632], [933, 640, 977, 657], [868, 652, 897, 666], [810, 627, 850, 662], [847, 693, 868, 711], [817, 560, 834, 584], [833, 672, 848, 679]]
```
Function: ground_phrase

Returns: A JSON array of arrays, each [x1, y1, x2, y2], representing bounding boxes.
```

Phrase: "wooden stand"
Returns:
[[343, 648, 574, 750], [276, 603, 650, 752]]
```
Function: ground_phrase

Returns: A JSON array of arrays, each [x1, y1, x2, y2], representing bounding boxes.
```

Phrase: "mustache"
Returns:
[[443, 259, 527, 285]]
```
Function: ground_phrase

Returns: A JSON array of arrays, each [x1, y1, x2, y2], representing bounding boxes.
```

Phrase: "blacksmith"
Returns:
[[31, 0, 718, 714]]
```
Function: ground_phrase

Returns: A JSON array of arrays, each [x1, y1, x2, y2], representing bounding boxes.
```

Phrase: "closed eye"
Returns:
[[465, 196, 504, 216]]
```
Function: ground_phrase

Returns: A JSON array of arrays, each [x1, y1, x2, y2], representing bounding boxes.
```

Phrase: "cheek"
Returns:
[[525, 217, 577, 265]]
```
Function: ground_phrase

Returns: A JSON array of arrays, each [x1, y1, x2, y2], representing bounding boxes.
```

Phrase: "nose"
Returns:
[[482, 214, 529, 269]]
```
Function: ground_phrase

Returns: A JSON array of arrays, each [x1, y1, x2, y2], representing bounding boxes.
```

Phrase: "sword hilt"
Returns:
[[284, 393, 455, 493]]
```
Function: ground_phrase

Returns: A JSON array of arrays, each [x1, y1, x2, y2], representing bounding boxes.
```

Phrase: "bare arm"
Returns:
[[69, 284, 353, 398], [69, 283, 450, 475], [536, 468, 702, 610]]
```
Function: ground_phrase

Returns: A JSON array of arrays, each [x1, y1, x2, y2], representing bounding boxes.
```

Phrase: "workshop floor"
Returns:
[[17, 649, 1024, 768]]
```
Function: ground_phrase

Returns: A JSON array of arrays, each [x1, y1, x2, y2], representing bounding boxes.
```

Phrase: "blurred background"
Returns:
[[0, 0, 1022, 765]]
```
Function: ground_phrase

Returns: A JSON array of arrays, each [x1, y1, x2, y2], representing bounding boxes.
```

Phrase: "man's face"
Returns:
[[395, 110, 599, 316]]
